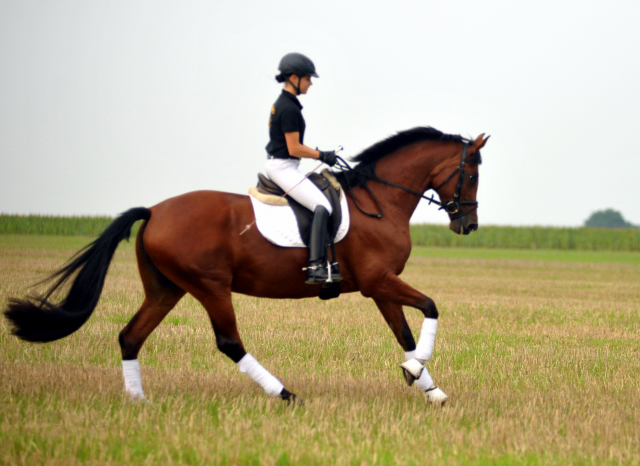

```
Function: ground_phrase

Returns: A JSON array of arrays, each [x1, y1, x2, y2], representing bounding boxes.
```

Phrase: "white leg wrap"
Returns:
[[401, 349, 448, 404], [237, 354, 284, 396], [414, 364, 434, 392], [122, 359, 145, 400], [415, 318, 438, 361]]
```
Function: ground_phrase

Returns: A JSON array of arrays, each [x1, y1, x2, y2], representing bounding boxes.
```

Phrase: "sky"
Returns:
[[1, 0, 639, 227]]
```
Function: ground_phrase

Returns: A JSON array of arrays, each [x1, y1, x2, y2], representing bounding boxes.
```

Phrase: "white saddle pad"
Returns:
[[249, 193, 350, 248]]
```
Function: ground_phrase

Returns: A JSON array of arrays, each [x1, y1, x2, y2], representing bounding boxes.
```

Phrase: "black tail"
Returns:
[[4, 207, 151, 342]]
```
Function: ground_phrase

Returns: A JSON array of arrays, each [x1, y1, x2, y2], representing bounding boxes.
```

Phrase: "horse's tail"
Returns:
[[4, 207, 152, 343]]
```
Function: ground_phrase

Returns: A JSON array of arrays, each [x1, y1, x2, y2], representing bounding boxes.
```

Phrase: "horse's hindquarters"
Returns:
[[142, 190, 326, 300]]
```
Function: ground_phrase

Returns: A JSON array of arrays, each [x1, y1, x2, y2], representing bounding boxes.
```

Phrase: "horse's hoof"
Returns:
[[279, 388, 305, 406], [400, 358, 424, 387], [401, 367, 415, 386], [424, 385, 448, 405]]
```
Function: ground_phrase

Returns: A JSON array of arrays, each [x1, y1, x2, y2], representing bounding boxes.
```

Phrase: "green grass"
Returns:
[[1, 235, 639, 465], [410, 224, 640, 251], [3, 214, 640, 252], [0, 214, 140, 237], [411, 245, 640, 264]]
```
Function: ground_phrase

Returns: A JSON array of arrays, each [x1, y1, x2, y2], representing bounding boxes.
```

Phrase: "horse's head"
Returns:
[[432, 134, 488, 235], [337, 127, 489, 233]]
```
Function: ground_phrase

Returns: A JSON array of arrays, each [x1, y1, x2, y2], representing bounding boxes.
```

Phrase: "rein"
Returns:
[[336, 142, 478, 221]]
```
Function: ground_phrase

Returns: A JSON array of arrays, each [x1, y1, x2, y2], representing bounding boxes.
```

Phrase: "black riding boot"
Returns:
[[304, 206, 342, 284]]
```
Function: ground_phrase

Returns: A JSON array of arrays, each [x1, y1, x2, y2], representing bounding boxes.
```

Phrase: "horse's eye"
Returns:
[[468, 174, 478, 184]]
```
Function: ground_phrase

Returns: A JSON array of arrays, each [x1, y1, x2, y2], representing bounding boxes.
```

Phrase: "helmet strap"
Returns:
[[286, 75, 301, 96]]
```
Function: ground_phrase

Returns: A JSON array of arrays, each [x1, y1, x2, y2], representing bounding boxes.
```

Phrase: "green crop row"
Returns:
[[0, 214, 118, 236], [410, 224, 640, 251], [2, 215, 639, 251]]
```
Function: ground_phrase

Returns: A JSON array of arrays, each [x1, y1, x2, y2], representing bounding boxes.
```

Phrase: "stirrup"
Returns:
[[304, 263, 343, 285]]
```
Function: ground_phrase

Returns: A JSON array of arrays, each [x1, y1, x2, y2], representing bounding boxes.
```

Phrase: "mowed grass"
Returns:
[[1, 235, 639, 466]]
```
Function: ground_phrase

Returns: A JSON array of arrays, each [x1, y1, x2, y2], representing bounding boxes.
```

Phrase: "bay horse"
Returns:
[[4, 127, 487, 405]]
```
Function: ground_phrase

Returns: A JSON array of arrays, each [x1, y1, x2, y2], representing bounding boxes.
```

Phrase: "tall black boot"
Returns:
[[304, 206, 342, 284]]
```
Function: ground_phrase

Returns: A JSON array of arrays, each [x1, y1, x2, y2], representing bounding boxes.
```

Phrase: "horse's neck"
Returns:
[[372, 142, 455, 221]]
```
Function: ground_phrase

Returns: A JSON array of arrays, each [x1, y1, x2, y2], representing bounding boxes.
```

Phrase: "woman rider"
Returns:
[[265, 53, 342, 285]]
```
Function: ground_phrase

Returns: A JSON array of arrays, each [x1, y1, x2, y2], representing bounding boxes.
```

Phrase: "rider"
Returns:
[[265, 52, 342, 285]]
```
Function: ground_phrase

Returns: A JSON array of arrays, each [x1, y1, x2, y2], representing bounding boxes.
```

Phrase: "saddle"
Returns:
[[252, 170, 343, 247]]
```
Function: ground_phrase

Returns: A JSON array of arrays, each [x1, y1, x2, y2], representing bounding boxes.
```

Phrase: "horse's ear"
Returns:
[[474, 134, 490, 150]]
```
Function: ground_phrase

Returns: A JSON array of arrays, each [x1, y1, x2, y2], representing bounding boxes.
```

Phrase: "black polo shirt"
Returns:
[[266, 90, 306, 159]]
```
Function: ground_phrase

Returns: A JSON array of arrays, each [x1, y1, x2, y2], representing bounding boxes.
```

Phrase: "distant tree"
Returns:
[[584, 209, 637, 229]]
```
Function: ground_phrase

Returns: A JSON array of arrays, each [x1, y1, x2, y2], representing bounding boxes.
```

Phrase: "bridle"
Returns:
[[336, 142, 478, 220]]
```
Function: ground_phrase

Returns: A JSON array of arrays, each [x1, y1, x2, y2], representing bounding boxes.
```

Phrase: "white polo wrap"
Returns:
[[414, 364, 434, 392], [122, 359, 145, 399], [415, 318, 438, 361], [237, 354, 284, 396]]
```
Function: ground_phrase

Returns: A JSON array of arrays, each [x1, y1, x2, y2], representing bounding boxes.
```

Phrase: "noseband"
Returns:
[[429, 143, 479, 220], [337, 142, 478, 220]]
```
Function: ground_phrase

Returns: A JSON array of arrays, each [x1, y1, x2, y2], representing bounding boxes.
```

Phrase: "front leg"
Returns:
[[373, 299, 415, 352], [373, 299, 424, 385], [369, 275, 448, 404]]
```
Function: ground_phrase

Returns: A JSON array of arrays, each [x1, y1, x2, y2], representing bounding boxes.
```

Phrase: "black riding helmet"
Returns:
[[277, 53, 318, 95]]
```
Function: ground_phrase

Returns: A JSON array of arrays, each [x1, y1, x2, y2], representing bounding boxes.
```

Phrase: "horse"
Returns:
[[4, 126, 487, 405]]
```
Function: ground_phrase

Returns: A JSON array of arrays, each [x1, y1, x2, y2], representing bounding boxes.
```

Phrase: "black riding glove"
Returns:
[[318, 150, 337, 167]]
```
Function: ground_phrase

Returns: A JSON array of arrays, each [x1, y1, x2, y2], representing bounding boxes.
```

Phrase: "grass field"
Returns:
[[1, 234, 639, 465], [3, 214, 640, 252], [409, 224, 640, 252]]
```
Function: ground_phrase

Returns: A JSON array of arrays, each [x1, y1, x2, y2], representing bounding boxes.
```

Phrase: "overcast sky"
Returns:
[[1, 0, 639, 226]]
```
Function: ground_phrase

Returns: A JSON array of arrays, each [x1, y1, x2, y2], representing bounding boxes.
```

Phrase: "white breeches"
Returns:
[[265, 158, 333, 214]]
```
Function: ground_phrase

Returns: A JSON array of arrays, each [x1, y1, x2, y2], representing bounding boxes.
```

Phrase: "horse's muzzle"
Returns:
[[449, 214, 478, 235]]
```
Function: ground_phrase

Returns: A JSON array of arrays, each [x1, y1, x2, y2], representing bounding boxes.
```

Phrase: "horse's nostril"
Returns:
[[468, 223, 478, 232]]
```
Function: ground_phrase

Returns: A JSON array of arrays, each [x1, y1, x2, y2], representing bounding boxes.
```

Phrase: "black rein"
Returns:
[[336, 142, 478, 221]]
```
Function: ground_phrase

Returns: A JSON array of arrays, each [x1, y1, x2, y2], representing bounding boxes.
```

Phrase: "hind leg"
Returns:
[[119, 288, 184, 399], [194, 283, 302, 404], [118, 227, 186, 399]]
